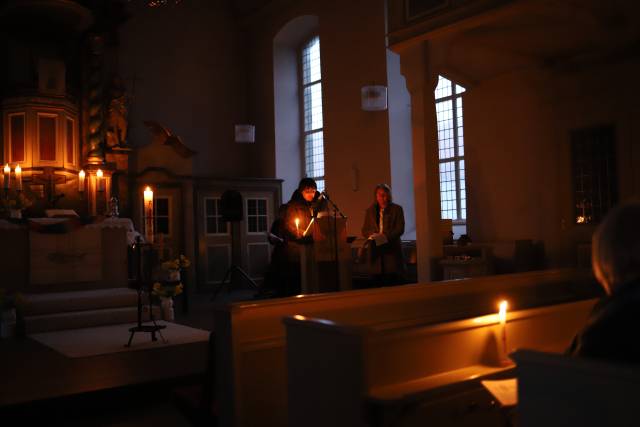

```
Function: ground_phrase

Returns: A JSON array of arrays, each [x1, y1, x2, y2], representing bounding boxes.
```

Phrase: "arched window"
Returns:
[[273, 15, 319, 201], [435, 75, 466, 231], [300, 35, 325, 191]]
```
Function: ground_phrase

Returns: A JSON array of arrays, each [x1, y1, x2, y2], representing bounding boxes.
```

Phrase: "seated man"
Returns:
[[567, 202, 640, 363], [361, 184, 405, 286]]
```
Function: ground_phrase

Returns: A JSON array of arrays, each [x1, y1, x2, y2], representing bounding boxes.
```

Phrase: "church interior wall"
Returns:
[[116, 0, 254, 179], [447, 55, 640, 270], [244, 0, 393, 237]]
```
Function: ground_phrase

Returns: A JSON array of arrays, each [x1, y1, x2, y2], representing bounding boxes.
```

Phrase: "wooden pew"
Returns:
[[214, 268, 597, 427], [513, 349, 640, 427], [284, 299, 598, 427]]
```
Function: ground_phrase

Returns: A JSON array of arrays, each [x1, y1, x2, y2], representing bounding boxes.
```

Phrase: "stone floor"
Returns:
[[0, 287, 258, 426]]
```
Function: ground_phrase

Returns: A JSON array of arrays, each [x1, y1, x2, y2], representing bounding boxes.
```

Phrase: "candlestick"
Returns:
[[96, 169, 104, 192], [295, 218, 300, 237], [78, 170, 86, 192], [143, 186, 154, 244], [14, 164, 22, 191], [3, 164, 9, 190]]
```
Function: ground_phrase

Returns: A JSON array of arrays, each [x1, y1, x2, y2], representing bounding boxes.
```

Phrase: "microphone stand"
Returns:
[[320, 191, 346, 292]]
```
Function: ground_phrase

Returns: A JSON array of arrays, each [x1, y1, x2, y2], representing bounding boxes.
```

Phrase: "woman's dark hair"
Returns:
[[289, 189, 303, 202], [298, 177, 318, 191], [374, 183, 392, 203]]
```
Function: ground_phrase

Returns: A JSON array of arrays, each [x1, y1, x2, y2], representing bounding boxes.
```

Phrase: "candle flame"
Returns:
[[79, 170, 85, 179], [144, 186, 154, 202], [15, 164, 21, 173], [96, 169, 103, 179], [498, 300, 508, 324], [4, 164, 9, 174], [295, 218, 300, 227]]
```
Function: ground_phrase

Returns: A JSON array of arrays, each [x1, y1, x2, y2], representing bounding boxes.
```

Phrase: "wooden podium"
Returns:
[[300, 216, 352, 294]]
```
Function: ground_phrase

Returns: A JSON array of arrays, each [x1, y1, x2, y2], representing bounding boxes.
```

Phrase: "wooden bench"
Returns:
[[214, 268, 597, 427], [284, 298, 597, 427]]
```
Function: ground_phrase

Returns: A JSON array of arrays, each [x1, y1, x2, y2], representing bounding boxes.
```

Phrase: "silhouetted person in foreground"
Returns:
[[568, 201, 640, 363]]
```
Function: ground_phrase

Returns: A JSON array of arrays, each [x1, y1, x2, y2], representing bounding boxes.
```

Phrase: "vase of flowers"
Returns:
[[161, 254, 191, 282], [0, 191, 33, 220], [152, 282, 184, 321], [160, 297, 174, 322]]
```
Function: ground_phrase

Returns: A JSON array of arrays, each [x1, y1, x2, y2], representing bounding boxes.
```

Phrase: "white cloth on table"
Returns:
[[86, 218, 138, 245], [86, 217, 135, 232]]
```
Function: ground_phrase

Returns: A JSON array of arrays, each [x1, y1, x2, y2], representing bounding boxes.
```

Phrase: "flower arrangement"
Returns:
[[0, 191, 33, 216], [152, 281, 184, 298], [161, 254, 191, 271]]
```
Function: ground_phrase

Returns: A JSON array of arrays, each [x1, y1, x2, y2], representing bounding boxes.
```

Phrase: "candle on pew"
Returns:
[[498, 300, 510, 365]]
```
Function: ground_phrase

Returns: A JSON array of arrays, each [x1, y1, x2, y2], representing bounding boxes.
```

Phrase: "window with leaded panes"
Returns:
[[247, 199, 268, 233], [205, 197, 228, 235], [154, 197, 170, 235], [301, 35, 325, 192], [435, 75, 467, 224]]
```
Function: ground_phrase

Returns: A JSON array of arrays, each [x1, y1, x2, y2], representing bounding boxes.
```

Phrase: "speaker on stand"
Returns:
[[211, 190, 259, 301]]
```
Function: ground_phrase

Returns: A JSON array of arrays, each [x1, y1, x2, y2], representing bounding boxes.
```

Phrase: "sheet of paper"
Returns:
[[481, 378, 518, 407], [369, 233, 388, 246]]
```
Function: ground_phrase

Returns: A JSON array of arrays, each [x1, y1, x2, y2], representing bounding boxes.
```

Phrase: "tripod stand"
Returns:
[[125, 236, 167, 347]]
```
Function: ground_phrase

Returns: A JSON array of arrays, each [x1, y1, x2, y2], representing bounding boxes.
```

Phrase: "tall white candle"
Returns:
[[78, 170, 86, 192], [14, 164, 22, 191], [96, 169, 104, 192], [143, 186, 154, 244], [498, 300, 509, 364], [3, 164, 9, 190]]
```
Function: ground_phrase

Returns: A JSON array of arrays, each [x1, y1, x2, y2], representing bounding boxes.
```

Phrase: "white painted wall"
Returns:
[[387, 49, 416, 239]]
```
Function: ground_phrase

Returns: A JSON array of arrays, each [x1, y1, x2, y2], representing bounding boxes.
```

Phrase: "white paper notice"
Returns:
[[481, 378, 518, 407], [369, 233, 388, 246]]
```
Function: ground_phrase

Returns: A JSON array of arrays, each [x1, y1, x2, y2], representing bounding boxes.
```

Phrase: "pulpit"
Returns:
[[300, 216, 352, 293]]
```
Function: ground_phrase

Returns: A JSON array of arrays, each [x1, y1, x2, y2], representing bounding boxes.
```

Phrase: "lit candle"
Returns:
[[143, 186, 154, 244], [96, 169, 104, 192], [78, 170, 86, 192], [3, 164, 9, 190], [295, 217, 300, 237], [498, 300, 509, 364], [14, 164, 22, 191]]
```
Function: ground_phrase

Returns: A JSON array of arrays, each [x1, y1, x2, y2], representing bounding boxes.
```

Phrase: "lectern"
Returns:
[[300, 215, 352, 294]]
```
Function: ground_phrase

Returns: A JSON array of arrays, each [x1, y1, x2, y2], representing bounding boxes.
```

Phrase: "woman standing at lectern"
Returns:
[[361, 184, 406, 286], [277, 178, 321, 296]]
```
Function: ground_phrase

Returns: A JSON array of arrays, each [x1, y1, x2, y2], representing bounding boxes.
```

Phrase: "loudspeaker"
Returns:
[[220, 190, 243, 222]]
